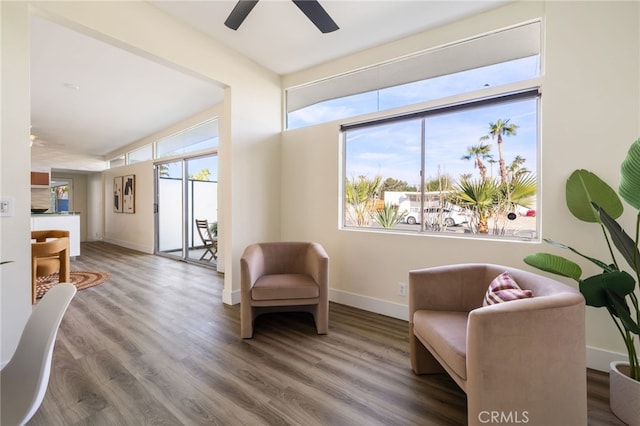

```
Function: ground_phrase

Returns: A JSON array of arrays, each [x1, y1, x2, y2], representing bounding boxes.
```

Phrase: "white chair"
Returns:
[[1, 283, 77, 426]]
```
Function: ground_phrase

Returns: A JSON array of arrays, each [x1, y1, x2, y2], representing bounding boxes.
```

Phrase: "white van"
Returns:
[[405, 207, 469, 227]]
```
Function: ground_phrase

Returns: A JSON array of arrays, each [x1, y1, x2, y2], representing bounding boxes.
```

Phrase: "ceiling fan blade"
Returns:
[[292, 0, 339, 34], [224, 0, 259, 30]]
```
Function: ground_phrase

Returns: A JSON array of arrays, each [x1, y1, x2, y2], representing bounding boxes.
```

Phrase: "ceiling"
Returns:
[[30, 0, 509, 173]]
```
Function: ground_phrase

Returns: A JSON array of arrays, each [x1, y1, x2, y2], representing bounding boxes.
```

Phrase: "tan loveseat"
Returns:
[[240, 241, 329, 339], [409, 263, 587, 426]]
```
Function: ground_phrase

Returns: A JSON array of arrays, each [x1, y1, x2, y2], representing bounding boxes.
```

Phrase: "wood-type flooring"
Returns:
[[26, 241, 624, 425]]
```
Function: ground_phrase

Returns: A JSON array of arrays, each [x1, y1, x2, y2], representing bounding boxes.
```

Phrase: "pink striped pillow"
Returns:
[[483, 271, 533, 306]]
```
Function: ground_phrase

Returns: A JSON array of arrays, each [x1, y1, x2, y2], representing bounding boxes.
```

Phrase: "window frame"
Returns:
[[339, 82, 542, 242], [286, 20, 542, 130]]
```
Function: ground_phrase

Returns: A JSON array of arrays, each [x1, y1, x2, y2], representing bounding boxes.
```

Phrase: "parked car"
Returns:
[[405, 208, 469, 226]]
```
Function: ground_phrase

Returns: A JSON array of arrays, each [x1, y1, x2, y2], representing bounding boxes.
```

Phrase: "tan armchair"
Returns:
[[31, 230, 70, 304], [409, 263, 587, 426], [240, 242, 329, 339]]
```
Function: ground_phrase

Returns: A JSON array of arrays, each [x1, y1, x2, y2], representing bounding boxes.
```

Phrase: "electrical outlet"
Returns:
[[398, 282, 407, 297]]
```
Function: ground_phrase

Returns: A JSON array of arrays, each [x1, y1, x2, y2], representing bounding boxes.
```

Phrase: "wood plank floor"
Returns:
[[27, 241, 624, 426]]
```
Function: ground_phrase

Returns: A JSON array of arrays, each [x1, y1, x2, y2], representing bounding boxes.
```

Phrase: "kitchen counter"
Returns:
[[31, 211, 81, 216], [31, 214, 81, 256]]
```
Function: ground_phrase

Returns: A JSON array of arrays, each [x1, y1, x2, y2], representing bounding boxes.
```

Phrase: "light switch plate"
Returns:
[[0, 197, 14, 216]]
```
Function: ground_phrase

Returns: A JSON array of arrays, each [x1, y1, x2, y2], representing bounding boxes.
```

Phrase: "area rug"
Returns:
[[36, 271, 110, 299]]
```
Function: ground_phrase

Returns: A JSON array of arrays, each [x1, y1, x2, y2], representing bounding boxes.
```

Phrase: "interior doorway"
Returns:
[[155, 154, 219, 268]]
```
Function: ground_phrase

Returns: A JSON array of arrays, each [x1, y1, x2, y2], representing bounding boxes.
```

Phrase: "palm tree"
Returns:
[[453, 178, 501, 234], [157, 163, 170, 178], [461, 143, 492, 181], [482, 119, 519, 186], [508, 155, 529, 181], [459, 173, 473, 183], [487, 158, 498, 178], [506, 173, 536, 211], [189, 168, 212, 181]]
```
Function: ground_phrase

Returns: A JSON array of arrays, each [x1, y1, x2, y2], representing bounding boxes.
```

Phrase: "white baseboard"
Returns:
[[223, 289, 240, 305], [103, 238, 153, 254], [329, 288, 409, 321], [587, 346, 627, 372], [329, 288, 627, 373]]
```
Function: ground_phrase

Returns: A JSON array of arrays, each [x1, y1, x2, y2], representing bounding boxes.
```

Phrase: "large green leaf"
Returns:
[[544, 238, 613, 272], [566, 170, 623, 223], [579, 271, 636, 308], [595, 203, 640, 273], [619, 138, 640, 210], [523, 252, 582, 281], [606, 288, 640, 334]]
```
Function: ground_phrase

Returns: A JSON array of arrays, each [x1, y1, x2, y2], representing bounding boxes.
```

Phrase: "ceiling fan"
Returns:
[[224, 0, 339, 34]]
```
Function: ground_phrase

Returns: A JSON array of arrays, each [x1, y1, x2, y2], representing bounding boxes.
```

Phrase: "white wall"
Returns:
[[281, 1, 640, 370], [0, 1, 33, 363]]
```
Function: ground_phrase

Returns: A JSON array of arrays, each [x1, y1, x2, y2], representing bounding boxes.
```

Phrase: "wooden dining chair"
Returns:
[[31, 230, 70, 304]]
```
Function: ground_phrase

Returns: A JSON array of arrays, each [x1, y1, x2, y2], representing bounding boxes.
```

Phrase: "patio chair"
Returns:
[[195, 219, 217, 261]]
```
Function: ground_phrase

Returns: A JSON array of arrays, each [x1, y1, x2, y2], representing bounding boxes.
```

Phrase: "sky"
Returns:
[[288, 56, 540, 188], [345, 97, 537, 188]]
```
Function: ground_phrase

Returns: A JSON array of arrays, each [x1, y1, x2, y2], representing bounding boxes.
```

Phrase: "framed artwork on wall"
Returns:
[[113, 176, 123, 213], [123, 175, 135, 214]]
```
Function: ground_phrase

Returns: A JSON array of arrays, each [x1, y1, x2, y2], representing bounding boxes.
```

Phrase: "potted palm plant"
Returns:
[[524, 138, 640, 425]]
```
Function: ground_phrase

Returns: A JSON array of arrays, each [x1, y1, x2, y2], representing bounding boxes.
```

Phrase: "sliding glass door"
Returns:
[[155, 154, 218, 268]]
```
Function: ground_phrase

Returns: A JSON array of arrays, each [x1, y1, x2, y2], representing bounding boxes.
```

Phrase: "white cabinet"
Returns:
[[31, 214, 81, 257]]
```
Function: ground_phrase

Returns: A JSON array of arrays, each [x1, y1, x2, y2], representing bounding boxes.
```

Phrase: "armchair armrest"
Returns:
[[240, 244, 265, 292], [465, 293, 586, 422], [305, 243, 329, 290]]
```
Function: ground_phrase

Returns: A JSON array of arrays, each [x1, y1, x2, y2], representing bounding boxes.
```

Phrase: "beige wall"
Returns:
[[86, 172, 104, 242], [103, 162, 154, 253], [280, 1, 640, 368], [1, 1, 281, 364]]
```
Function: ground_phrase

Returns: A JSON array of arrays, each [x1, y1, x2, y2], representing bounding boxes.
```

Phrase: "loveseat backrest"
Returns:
[[482, 263, 579, 298]]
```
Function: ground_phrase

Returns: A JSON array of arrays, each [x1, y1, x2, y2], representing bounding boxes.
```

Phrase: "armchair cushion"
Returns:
[[483, 271, 533, 306], [252, 274, 319, 300]]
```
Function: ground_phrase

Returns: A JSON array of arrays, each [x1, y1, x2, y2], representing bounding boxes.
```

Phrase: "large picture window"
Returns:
[[342, 90, 539, 240]]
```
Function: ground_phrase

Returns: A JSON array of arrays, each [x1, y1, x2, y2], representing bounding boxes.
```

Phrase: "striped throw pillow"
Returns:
[[483, 271, 533, 306]]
